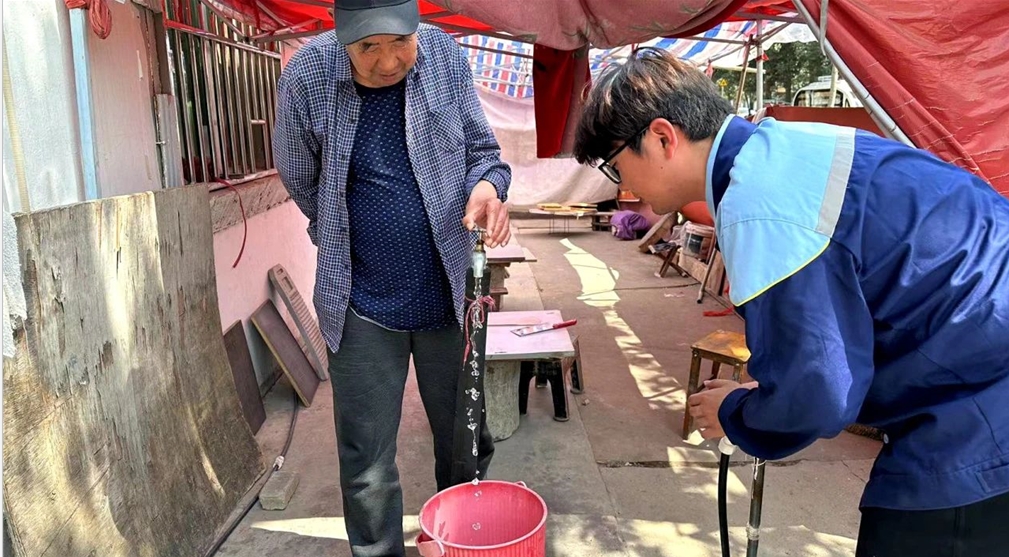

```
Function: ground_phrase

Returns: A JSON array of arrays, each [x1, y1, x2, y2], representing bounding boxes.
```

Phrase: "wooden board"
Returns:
[[223, 321, 267, 434], [3, 185, 263, 557], [678, 249, 731, 304], [638, 213, 676, 253], [251, 300, 320, 407], [268, 264, 328, 381], [486, 310, 576, 361]]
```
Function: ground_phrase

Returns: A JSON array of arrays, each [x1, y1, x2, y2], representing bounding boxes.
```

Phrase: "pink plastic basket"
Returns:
[[416, 480, 548, 557]]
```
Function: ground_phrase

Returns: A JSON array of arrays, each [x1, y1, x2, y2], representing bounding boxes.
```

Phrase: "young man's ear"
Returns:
[[649, 118, 679, 159]]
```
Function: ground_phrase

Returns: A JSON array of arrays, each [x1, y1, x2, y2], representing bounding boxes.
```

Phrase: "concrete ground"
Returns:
[[218, 217, 881, 557]]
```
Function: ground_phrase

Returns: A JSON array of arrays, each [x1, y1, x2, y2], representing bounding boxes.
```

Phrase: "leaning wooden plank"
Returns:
[[268, 264, 328, 381], [251, 300, 321, 407], [224, 321, 268, 434], [637, 213, 676, 253], [2, 185, 263, 557]]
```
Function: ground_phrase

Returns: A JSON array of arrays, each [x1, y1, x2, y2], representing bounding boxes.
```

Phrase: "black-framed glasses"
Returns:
[[592, 125, 649, 184]]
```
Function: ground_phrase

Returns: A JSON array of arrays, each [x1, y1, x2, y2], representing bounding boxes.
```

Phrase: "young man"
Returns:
[[573, 47, 1009, 556], [273, 1, 510, 555]]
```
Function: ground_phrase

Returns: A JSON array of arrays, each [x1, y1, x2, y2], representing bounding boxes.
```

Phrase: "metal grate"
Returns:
[[162, 0, 281, 185]]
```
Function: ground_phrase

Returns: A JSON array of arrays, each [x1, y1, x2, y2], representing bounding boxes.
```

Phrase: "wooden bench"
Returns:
[[483, 311, 577, 441], [486, 244, 537, 312], [490, 286, 508, 309]]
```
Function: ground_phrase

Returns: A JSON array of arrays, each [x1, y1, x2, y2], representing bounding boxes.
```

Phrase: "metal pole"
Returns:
[[790, 0, 912, 145], [745, 458, 767, 557], [733, 41, 752, 113], [230, 44, 249, 175], [828, 65, 839, 107], [241, 40, 256, 174], [256, 56, 273, 168], [173, 30, 197, 184], [266, 60, 278, 166], [254, 52, 266, 168], [189, 35, 208, 181], [459, 42, 535, 61], [205, 38, 225, 180], [70, 8, 101, 199], [214, 16, 239, 176], [755, 21, 764, 110], [200, 4, 223, 180]]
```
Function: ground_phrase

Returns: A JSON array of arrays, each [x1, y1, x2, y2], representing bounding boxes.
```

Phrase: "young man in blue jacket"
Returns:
[[573, 47, 1009, 556], [274, 1, 510, 555]]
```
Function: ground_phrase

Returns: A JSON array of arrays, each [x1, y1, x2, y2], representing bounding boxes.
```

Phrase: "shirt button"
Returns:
[[349, 118, 357, 124], [340, 154, 348, 161], [882, 433, 890, 444]]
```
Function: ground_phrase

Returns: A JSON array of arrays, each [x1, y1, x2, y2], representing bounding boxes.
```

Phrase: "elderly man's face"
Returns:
[[348, 33, 418, 88]]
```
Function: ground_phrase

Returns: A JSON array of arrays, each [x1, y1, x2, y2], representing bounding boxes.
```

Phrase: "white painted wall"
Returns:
[[2, 0, 85, 213], [214, 200, 319, 387], [2, 0, 161, 211]]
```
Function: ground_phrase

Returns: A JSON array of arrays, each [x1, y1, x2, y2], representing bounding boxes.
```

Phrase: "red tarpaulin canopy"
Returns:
[[213, 0, 1009, 196]]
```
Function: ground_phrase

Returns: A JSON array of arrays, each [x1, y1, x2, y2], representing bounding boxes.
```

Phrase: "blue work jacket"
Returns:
[[710, 116, 1009, 511]]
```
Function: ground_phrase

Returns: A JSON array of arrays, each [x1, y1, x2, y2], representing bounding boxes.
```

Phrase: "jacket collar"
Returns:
[[705, 115, 758, 218]]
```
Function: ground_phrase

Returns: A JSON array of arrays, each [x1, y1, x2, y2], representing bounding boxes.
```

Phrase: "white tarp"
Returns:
[[476, 87, 617, 207]]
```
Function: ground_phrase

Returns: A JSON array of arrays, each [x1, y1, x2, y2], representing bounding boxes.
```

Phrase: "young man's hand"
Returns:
[[687, 379, 758, 439], [463, 181, 510, 248]]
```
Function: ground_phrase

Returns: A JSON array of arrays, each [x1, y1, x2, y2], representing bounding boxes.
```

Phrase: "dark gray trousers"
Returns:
[[328, 310, 495, 557], [856, 490, 1009, 557]]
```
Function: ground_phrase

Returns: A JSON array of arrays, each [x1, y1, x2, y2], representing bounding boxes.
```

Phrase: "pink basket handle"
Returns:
[[417, 536, 446, 557]]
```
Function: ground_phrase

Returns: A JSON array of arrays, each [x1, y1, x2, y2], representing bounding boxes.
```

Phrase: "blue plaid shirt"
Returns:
[[273, 25, 511, 352]]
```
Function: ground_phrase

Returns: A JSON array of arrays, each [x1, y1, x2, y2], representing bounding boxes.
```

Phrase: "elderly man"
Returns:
[[273, 0, 510, 555], [572, 47, 1009, 557]]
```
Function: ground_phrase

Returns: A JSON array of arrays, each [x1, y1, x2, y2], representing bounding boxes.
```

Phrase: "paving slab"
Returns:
[[216, 219, 879, 557]]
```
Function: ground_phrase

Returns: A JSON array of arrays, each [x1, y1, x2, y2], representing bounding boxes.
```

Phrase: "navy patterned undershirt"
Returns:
[[345, 79, 455, 331]]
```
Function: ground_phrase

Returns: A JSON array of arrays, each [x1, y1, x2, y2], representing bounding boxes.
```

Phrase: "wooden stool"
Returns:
[[681, 330, 751, 439], [591, 211, 615, 231], [519, 360, 569, 422], [563, 336, 584, 394], [655, 244, 687, 278]]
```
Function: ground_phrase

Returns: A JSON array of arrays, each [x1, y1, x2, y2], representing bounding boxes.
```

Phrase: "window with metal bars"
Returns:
[[157, 0, 281, 186]]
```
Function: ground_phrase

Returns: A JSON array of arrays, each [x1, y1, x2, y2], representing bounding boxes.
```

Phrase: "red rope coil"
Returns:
[[215, 179, 248, 268], [65, 0, 113, 40], [462, 294, 496, 365]]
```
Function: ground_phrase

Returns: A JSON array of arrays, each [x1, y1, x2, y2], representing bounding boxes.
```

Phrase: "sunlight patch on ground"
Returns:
[[250, 514, 854, 556], [619, 519, 856, 557], [560, 239, 684, 413], [252, 515, 422, 544]]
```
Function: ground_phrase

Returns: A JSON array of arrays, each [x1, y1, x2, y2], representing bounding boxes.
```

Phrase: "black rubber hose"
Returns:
[[718, 452, 731, 557], [206, 390, 300, 556]]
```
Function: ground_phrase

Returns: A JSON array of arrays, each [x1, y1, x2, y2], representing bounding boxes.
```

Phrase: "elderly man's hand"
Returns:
[[463, 181, 510, 248], [687, 379, 758, 439]]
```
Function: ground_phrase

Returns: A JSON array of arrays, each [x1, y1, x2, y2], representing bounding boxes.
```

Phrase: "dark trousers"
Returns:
[[328, 310, 495, 557], [856, 490, 1009, 557]]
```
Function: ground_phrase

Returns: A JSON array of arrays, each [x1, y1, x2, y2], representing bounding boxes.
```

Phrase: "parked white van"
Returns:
[[792, 75, 863, 108]]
